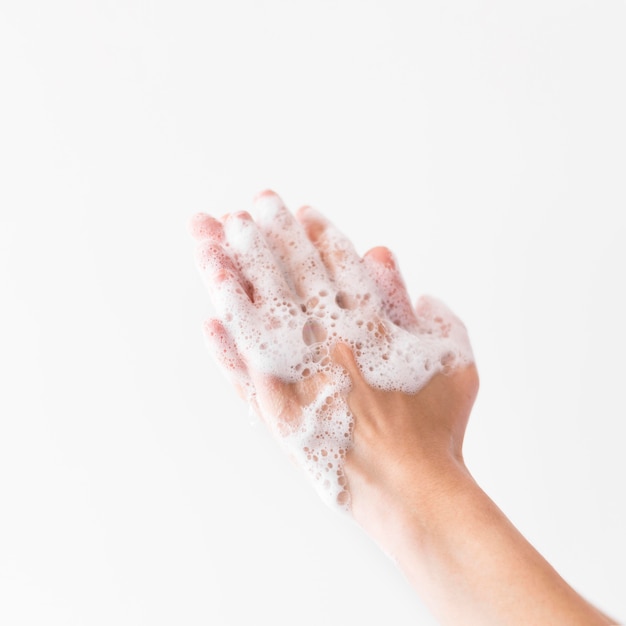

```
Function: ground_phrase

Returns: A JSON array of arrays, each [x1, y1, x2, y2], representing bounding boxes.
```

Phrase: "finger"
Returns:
[[296, 206, 379, 310], [253, 190, 330, 299], [195, 240, 256, 317], [222, 210, 296, 307], [363, 246, 419, 333], [188, 213, 224, 242], [414, 295, 474, 365], [295, 206, 360, 279], [247, 370, 305, 436], [415, 295, 457, 337], [247, 365, 332, 437], [330, 342, 365, 387], [330, 342, 381, 440], [202, 318, 255, 402]]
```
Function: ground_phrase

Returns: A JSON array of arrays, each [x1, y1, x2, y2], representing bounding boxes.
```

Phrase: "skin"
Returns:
[[190, 190, 618, 626]]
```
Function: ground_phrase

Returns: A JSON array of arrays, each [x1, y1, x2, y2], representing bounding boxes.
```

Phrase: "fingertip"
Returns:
[[188, 212, 203, 232], [202, 317, 232, 357], [202, 317, 224, 339], [202, 316, 234, 354], [294, 205, 309, 218], [219, 210, 253, 226], [416, 294, 448, 315], [231, 210, 254, 221], [221, 211, 257, 244], [363, 246, 396, 268], [295, 204, 322, 220], [415, 294, 459, 327], [188, 213, 224, 241], [415, 294, 434, 315]]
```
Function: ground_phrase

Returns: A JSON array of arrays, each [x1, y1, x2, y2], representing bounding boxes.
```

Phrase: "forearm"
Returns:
[[358, 458, 614, 626]]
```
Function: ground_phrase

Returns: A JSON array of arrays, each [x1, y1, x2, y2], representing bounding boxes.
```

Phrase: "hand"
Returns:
[[190, 191, 616, 625], [190, 190, 474, 512]]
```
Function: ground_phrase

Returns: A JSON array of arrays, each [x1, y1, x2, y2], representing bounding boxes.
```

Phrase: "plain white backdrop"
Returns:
[[1, 1, 625, 624]]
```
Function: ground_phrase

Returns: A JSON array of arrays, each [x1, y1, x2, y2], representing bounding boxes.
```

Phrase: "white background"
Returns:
[[1, 1, 625, 624]]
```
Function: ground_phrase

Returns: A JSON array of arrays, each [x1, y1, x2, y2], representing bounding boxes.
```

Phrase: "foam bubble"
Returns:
[[195, 193, 474, 511]]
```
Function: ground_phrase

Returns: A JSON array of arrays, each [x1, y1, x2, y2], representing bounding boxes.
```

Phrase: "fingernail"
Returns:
[[253, 189, 280, 202], [297, 205, 327, 223]]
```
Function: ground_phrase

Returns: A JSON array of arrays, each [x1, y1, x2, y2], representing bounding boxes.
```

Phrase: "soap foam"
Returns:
[[196, 193, 473, 512]]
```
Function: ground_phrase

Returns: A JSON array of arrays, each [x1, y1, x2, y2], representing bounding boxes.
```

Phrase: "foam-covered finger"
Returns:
[[415, 295, 474, 361], [195, 240, 255, 317], [254, 190, 330, 298], [195, 239, 248, 294], [222, 210, 295, 306], [247, 365, 332, 438], [363, 247, 419, 332], [415, 294, 456, 336], [203, 318, 255, 402], [295, 206, 362, 281], [330, 342, 364, 387], [247, 370, 304, 436], [188, 213, 225, 242], [296, 206, 377, 310]]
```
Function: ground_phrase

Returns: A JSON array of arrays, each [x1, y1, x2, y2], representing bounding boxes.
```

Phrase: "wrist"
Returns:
[[346, 448, 473, 560]]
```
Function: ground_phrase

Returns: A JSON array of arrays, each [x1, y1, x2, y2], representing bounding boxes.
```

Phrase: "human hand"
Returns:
[[189, 190, 474, 512], [190, 194, 618, 626]]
